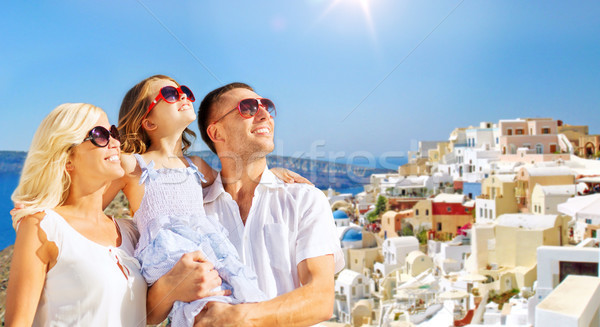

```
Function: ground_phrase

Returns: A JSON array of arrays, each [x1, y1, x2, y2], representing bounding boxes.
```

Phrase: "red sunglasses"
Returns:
[[212, 98, 276, 124], [144, 85, 195, 119]]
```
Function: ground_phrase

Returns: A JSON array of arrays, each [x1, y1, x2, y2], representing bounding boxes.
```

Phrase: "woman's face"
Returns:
[[145, 79, 196, 128], [69, 113, 124, 185]]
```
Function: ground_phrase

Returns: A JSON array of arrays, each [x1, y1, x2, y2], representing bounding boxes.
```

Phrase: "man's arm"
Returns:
[[195, 254, 335, 327], [146, 251, 228, 324]]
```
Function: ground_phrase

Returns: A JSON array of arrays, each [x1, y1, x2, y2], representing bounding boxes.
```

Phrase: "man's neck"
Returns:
[[220, 156, 267, 224]]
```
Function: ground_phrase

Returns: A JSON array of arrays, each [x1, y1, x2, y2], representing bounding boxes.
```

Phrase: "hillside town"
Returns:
[[324, 118, 600, 327]]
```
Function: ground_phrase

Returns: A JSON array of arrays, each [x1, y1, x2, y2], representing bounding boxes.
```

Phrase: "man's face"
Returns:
[[212, 87, 275, 159]]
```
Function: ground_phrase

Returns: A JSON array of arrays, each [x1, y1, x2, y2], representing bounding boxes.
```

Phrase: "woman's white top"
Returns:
[[32, 209, 147, 326]]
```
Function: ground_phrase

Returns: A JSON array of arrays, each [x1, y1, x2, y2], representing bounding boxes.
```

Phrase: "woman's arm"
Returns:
[[5, 214, 58, 326], [270, 167, 312, 185]]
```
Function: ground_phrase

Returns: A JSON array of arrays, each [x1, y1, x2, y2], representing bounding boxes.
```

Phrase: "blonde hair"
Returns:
[[11, 103, 103, 228], [118, 75, 196, 154]]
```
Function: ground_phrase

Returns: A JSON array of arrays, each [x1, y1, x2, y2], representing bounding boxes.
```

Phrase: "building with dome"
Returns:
[[337, 226, 380, 274], [333, 209, 351, 227]]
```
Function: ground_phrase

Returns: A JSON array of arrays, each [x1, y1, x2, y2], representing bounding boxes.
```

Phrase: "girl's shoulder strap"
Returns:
[[184, 156, 207, 183], [132, 153, 147, 169], [134, 153, 157, 184]]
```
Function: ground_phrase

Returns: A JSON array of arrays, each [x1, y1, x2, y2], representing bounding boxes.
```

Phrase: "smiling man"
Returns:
[[193, 82, 344, 326]]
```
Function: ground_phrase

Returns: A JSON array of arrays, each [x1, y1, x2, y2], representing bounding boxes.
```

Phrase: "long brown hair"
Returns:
[[118, 75, 196, 154]]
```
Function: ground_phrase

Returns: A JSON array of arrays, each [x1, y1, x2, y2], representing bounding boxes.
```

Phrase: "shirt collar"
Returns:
[[203, 165, 285, 204]]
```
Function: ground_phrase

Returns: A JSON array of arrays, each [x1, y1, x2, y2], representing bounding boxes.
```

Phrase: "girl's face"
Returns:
[[145, 79, 196, 129], [70, 113, 124, 185]]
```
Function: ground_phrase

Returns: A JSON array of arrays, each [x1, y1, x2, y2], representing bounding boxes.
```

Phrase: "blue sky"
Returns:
[[1, 0, 599, 163]]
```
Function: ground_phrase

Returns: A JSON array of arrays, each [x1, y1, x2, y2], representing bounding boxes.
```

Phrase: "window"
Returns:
[[516, 129, 524, 135], [437, 222, 442, 231], [496, 137, 499, 144], [507, 129, 513, 135], [352, 286, 356, 296], [447, 207, 452, 213], [425, 209, 429, 216], [358, 278, 362, 284], [480, 208, 484, 218], [586, 219, 592, 224], [542, 127, 551, 134], [416, 209, 419, 216], [465, 208, 469, 213], [536, 144, 543, 154]]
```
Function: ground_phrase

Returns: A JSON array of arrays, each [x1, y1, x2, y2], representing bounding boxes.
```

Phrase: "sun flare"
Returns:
[[315, 0, 376, 40]]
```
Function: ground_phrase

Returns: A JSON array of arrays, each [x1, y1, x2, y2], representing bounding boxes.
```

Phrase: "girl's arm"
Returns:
[[5, 213, 58, 326], [102, 153, 138, 211], [190, 156, 312, 186]]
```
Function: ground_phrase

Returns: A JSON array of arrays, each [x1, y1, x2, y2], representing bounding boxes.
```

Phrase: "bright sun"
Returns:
[[318, 0, 376, 39]]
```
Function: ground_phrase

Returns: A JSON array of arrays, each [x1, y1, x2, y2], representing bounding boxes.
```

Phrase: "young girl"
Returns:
[[103, 75, 305, 326], [7, 103, 146, 326]]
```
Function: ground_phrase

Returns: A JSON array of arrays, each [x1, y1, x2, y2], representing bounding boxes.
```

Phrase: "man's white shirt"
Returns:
[[203, 166, 344, 299]]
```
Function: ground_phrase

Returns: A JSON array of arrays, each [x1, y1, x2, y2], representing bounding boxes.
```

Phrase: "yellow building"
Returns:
[[469, 213, 570, 292], [380, 210, 413, 239], [405, 250, 433, 277], [558, 123, 588, 151], [406, 199, 433, 231], [347, 248, 381, 274], [428, 141, 450, 164], [476, 174, 518, 221], [515, 166, 574, 212], [398, 158, 431, 177]]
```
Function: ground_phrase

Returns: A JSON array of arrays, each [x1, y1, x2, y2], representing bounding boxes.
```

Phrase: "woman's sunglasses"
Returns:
[[144, 85, 195, 118], [82, 125, 120, 148], [212, 98, 276, 124]]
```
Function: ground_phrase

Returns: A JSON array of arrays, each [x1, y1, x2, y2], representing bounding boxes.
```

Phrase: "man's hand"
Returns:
[[194, 302, 247, 327], [146, 251, 230, 324], [165, 251, 227, 302]]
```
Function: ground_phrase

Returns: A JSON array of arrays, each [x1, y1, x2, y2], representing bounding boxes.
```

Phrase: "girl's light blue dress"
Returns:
[[132, 154, 266, 326]]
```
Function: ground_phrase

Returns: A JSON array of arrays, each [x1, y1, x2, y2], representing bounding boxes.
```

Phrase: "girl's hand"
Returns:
[[270, 168, 312, 185], [10, 202, 25, 218]]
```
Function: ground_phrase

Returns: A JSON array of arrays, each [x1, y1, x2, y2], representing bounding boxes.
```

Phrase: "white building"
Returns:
[[558, 193, 600, 243], [333, 209, 351, 227], [536, 275, 600, 327], [373, 236, 419, 277], [530, 184, 576, 215], [334, 269, 371, 324], [536, 243, 600, 303], [429, 239, 471, 275], [465, 121, 500, 150]]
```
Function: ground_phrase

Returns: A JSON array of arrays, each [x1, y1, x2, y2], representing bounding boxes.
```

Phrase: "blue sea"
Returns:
[[0, 172, 19, 250]]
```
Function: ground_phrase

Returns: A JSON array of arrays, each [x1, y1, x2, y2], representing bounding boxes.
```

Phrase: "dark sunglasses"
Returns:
[[145, 85, 195, 118], [82, 125, 120, 147], [212, 98, 276, 124]]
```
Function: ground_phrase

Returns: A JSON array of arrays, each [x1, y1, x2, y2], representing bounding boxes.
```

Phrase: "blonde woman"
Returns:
[[6, 103, 146, 326]]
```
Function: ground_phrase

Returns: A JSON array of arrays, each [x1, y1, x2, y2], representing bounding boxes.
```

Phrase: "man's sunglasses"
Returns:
[[212, 98, 276, 124], [144, 85, 195, 118], [82, 125, 120, 147]]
